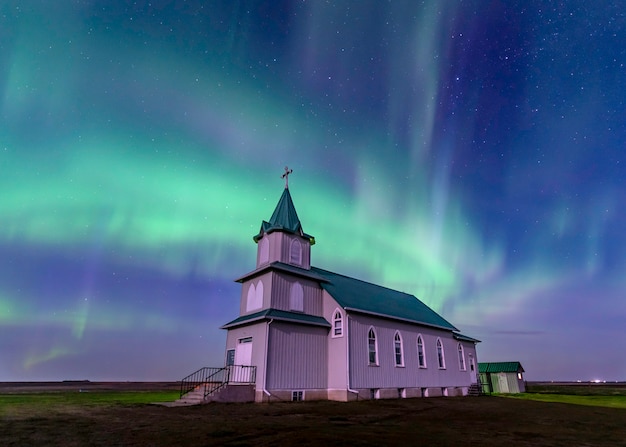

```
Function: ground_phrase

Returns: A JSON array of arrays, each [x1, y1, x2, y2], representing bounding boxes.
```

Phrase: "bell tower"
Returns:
[[252, 167, 315, 270]]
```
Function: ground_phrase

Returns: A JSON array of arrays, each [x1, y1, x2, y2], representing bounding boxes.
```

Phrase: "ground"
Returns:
[[1, 382, 625, 446]]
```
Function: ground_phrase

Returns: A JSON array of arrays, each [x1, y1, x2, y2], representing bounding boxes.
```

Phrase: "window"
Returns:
[[398, 388, 406, 398], [246, 281, 263, 312], [417, 335, 426, 368], [394, 331, 404, 366], [436, 338, 446, 369], [289, 282, 304, 312], [370, 388, 380, 399], [259, 237, 269, 264], [332, 309, 343, 337], [458, 343, 466, 371], [226, 349, 235, 366], [291, 390, 304, 401], [368, 327, 378, 365], [289, 239, 302, 265]]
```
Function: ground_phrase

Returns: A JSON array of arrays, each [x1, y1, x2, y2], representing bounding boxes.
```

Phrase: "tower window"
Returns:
[[289, 282, 304, 312], [290, 239, 302, 265], [246, 281, 263, 312]]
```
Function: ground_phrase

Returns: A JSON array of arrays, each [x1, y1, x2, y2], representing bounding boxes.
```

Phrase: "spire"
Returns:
[[267, 187, 302, 233], [253, 169, 315, 244]]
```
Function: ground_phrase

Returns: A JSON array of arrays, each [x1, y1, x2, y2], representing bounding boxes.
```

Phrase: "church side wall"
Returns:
[[348, 314, 476, 391], [266, 322, 328, 390]]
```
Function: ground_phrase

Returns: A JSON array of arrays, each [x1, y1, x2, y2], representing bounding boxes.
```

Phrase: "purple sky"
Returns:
[[1, 1, 625, 382]]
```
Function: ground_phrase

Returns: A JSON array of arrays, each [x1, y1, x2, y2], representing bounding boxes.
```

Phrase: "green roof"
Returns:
[[221, 308, 330, 329], [235, 261, 328, 283], [478, 362, 525, 373], [253, 188, 315, 243], [312, 267, 458, 331]]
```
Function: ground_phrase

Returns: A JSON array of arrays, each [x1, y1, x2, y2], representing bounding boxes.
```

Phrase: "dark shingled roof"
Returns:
[[479, 362, 525, 373], [253, 188, 315, 244], [221, 308, 330, 329], [311, 267, 458, 331]]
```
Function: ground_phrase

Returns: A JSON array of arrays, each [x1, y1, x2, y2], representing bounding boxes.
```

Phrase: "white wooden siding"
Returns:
[[225, 323, 269, 389], [270, 273, 323, 315], [348, 314, 477, 389], [239, 271, 273, 315], [266, 322, 328, 389]]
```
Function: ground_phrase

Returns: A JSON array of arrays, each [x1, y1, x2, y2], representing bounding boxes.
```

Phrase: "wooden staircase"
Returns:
[[467, 382, 483, 396], [171, 365, 257, 406]]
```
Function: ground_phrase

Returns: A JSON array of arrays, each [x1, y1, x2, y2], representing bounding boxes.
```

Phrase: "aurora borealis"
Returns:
[[1, 1, 624, 381]]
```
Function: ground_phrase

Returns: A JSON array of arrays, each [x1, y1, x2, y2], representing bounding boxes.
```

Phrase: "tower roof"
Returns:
[[253, 187, 315, 244]]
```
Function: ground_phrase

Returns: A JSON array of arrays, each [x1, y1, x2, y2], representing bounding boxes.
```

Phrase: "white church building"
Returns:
[[180, 171, 480, 403]]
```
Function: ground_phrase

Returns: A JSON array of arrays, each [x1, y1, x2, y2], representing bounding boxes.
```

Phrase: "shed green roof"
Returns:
[[253, 188, 315, 243], [312, 267, 458, 331], [220, 308, 330, 329], [478, 362, 525, 373]]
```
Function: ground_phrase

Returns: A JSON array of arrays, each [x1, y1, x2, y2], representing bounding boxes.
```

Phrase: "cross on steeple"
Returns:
[[281, 166, 293, 189]]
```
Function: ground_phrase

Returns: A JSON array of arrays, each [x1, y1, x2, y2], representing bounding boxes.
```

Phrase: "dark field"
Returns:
[[1, 382, 626, 446]]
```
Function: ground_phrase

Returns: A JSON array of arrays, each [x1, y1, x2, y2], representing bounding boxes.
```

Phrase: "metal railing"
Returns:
[[179, 365, 257, 399]]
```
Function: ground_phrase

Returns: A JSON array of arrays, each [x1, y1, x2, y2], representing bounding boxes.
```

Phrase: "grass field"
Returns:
[[1, 383, 626, 446], [508, 382, 626, 409]]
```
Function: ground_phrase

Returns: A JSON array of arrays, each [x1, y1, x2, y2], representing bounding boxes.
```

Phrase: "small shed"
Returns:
[[478, 362, 525, 393]]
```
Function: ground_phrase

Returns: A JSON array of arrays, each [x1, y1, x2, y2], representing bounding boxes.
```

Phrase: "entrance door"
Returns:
[[468, 354, 476, 380], [497, 372, 509, 393], [233, 337, 253, 382]]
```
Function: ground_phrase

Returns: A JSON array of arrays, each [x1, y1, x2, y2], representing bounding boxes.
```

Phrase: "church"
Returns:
[[183, 169, 480, 403]]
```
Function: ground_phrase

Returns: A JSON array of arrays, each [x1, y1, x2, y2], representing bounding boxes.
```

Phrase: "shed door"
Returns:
[[497, 373, 509, 393], [233, 337, 253, 382]]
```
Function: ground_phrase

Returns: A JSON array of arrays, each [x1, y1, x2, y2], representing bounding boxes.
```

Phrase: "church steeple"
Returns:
[[253, 168, 315, 269], [253, 168, 315, 245]]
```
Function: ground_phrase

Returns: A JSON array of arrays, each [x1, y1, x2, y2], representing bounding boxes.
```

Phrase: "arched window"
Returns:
[[259, 237, 269, 264], [332, 309, 343, 337], [289, 239, 302, 265], [255, 280, 264, 309], [394, 331, 404, 366], [289, 282, 304, 312], [436, 338, 446, 369], [246, 281, 263, 312], [368, 327, 378, 365], [245, 283, 256, 312], [458, 343, 466, 371], [417, 335, 426, 368]]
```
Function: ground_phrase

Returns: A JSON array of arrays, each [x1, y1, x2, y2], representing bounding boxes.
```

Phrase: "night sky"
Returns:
[[1, 1, 624, 382]]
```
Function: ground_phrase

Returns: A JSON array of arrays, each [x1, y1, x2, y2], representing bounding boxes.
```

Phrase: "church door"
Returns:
[[468, 354, 476, 381], [233, 337, 253, 383]]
